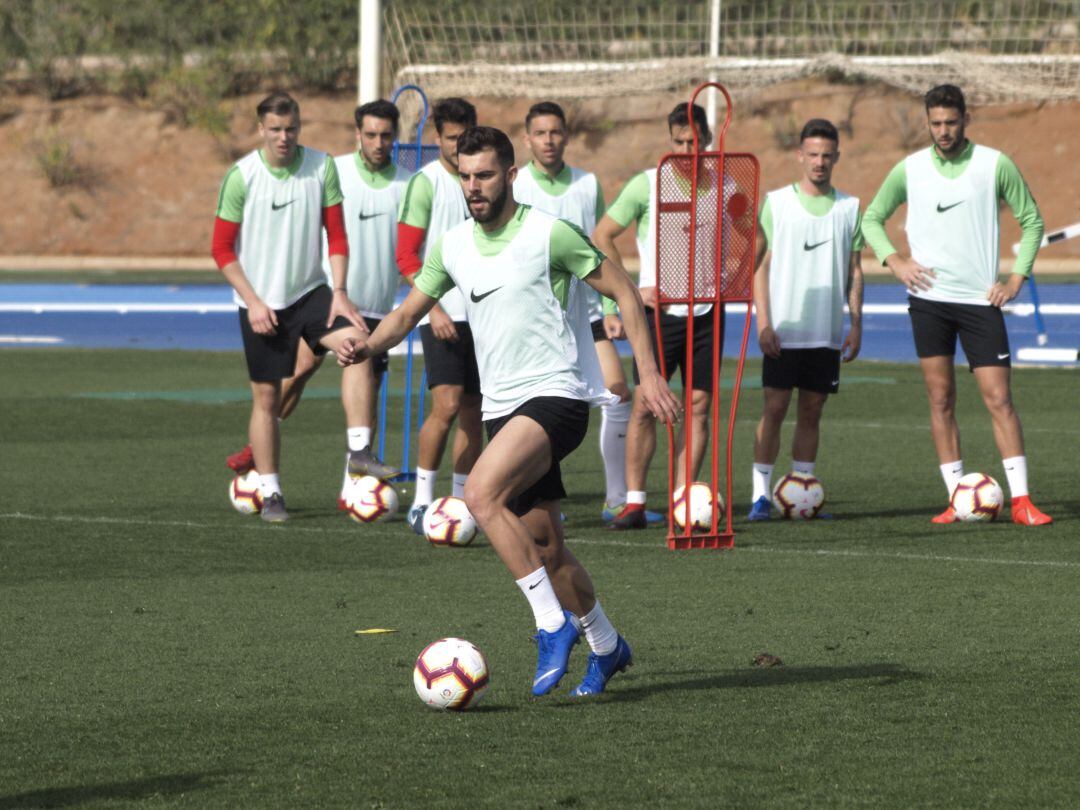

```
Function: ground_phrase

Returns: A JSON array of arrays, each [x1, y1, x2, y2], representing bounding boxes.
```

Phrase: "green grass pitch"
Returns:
[[1, 349, 1078, 807]]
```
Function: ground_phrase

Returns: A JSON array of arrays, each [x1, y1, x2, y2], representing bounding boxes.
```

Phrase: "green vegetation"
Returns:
[[1, 348, 1077, 806]]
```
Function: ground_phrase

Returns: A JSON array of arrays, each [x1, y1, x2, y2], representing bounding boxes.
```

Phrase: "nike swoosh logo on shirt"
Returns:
[[358, 212, 384, 220], [936, 201, 964, 213], [803, 239, 831, 251], [470, 286, 503, 303], [271, 200, 296, 211]]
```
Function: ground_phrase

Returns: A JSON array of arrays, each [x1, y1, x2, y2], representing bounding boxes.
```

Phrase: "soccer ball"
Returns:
[[772, 473, 825, 519], [413, 637, 490, 711], [672, 482, 722, 531], [343, 475, 399, 523], [228, 470, 262, 515], [423, 496, 478, 547], [950, 473, 1003, 522]]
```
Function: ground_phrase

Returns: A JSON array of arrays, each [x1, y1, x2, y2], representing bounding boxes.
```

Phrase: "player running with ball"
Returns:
[[862, 84, 1052, 526], [339, 127, 681, 696]]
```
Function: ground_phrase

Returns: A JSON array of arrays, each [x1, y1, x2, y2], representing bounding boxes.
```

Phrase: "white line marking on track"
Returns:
[[3, 512, 1073, 570]]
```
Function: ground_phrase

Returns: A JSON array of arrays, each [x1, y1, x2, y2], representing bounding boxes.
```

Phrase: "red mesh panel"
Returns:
[[655, 153, 760, 305]]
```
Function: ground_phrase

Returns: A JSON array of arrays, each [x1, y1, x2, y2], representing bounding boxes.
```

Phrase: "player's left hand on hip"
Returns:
[[987, 279, 1021, 308]]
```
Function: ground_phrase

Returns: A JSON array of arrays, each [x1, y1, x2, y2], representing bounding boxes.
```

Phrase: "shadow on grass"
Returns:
[[598, 662, 927, 704], [0, 770, 234, 808]]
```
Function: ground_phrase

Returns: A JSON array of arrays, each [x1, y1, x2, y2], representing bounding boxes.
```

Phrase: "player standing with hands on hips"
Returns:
[[748, 118, 864, 520], [862, 84, 1052, 526], [339, 127, 682, 696]]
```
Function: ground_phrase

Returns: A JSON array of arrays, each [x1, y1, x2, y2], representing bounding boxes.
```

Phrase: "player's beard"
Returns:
[[468, 182, 509, 223]]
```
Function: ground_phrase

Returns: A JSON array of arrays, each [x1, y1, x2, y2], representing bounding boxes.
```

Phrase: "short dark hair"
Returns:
[[256, 91, 299, 120], [526, 101, 567, 130], [456, 126, 515, 169], [433, 98, 477, 134], [667, 102, 711, 143], [800, 118, 839, 144], [925, 84, 966, 115], [354, 99, 400, 133]]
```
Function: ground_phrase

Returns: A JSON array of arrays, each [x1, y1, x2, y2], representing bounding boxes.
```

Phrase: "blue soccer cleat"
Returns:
[[747, 496, 773, 522], [570, 635, 633, 697], [532, 610, 580, 696], [408, 503, 427, 536]]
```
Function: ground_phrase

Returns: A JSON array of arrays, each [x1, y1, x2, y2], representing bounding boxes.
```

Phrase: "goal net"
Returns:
[[384, 1, 1080, 104]]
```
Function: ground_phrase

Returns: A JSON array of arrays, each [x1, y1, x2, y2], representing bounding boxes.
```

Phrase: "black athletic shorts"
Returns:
[[908, 295, 1011, 370], [484, 396, 589, 517], [419, 322, 481, 394], [632, 306, 720, 392], [762, 348, 842, 394], [591, 318, 608, 343], [239, 285, 352, 382], [361, 316, 389, 378]]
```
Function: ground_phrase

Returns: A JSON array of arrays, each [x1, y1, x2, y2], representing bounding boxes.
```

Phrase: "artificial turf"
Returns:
[[1, 349, 1077, 808]]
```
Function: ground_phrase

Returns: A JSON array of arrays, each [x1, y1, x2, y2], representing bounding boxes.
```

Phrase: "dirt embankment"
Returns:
[[2, 80, 1078, 267]]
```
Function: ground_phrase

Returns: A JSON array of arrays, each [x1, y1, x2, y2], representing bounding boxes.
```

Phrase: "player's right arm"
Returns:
[[211, 166, 277, 335], [341, 238, 450, 366], [752, 199, 781, 359], [862, 160, 935, 292], [593, 172, 656, 308], [396, 171, 458, 341]]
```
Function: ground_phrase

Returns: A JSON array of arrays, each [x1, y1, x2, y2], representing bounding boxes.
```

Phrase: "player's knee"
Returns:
[[463, 478, 498, 524], [609, 382, 632, 403], [431, 388, 463, 420], [983, 388, 1014, 415]]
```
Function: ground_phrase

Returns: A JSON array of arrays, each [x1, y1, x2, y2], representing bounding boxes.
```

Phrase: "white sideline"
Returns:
[[1, 512, 1075, 570]]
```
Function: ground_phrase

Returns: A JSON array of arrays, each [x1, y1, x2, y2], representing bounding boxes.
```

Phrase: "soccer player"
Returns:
[[339, 127, 681, 696], [748, 118, 864, 521], [211, 92, 368, 522], [862, 84, 1052, 526], [396, 98, 484, 533], [512, 100, 640, 522], [594, 102, 718, 530]]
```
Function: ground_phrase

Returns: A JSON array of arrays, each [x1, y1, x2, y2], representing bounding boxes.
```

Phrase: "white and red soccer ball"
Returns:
[[950, 472, 1004, 522], [343, 475, 399, 523], [772, 473, 825, 519], [228, 470, 263, 515], [413, 637, 490, 711], [423, 496, 478, 547], [672, 481, 723, 531]]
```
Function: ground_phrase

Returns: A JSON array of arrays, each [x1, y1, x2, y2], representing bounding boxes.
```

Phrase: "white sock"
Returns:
[[626, 490, 646, 506], [515, 567, 565, 633], [347, 427, 371, 452], [1002, 455, 1028, 498], [752, 463, 774, 502], [412, 467, 436, 507], [792, 460, 815, 476], [259, 473, 282, 498], [452, 472, 468, 499], [940, 460, 964, 496], [600, 400, 631, 506], [580, 600, 618, 656]]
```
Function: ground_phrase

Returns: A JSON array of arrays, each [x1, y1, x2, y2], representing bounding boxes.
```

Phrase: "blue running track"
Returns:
[[2, 282, 1079, 364]]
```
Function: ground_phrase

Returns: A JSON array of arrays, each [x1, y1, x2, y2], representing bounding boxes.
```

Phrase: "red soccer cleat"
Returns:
[[931, 505, 958, 524], [226, 444, 254, 475], [607, 503, 648, 531], [1010, 496, 1053, 526]]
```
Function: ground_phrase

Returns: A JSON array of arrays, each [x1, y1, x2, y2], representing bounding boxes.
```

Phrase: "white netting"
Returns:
[[384, 1, 1080, 104]]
